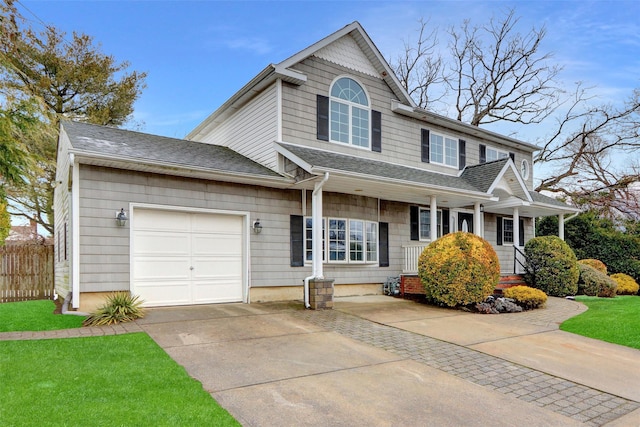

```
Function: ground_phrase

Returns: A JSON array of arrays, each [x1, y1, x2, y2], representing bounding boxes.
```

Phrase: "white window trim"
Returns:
[[485, 145, 509, 162], [329, 76, 371, 150], [429, 131, 458, 169], [305, 216, 379, 265], [328, 217, 349, 264], [305, 217, 326, 263], [502, 217, 515, 245], [418, 208, 443, 242], [365, 221, 378, 263]]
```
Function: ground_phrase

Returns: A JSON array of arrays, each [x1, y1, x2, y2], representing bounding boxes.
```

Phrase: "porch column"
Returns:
[[559, 214, 565, 240], [312, 179, 325, 278], [473, 202, 482, 237], [430, 196, 438, 241], [513, 207, 520, 247]]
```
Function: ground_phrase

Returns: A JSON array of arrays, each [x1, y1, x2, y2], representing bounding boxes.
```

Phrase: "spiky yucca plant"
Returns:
[[83, 292, 146, 326]]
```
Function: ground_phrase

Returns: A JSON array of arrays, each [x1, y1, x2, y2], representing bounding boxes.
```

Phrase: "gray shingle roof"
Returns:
[[277, 143, 483, 193], [528, 190, 574, 208], [460, 159, 508, 192], [62, 121, 282, 178]]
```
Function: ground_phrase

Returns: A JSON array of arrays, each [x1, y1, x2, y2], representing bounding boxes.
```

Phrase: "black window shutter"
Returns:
[[519, 218, 525, 246], [442, 209, 450, 235], [496, 216, 503, 246], [479, 144, 486, 163], [458, 139, 466, 170], [378, 222, 389, 267], [410, 206, 419, 241], [509, 152, 515, 162], [316, 95, 329, 141], [421, 129, 430, 163], [290, 215, 304, 267], [371, 110, 382, 152]]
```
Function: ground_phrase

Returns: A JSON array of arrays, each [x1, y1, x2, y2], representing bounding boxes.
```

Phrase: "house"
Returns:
[[6, 219, 47, 245], [53, 22, 578, 311]]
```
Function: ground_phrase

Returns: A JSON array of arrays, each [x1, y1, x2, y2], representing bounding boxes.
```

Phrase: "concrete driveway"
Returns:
[[136, 296, 640, 426]]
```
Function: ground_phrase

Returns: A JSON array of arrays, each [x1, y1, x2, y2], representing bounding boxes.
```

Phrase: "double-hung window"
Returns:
[[430, 132, 458, 168], [330, 77, 370, 148], [328, 218, 347, 261], [419, 208, 442, 240], [305, 217, 378, 264], [305, 218, 326, 262], [502, 218, 514, 244], [486, 146, 509, 162]]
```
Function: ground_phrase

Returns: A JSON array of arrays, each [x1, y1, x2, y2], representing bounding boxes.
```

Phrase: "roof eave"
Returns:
[[310, 165, 496, 201], [275, 22, 415, 106], [69, 149, 291, 185], [391, 101, 540, 152], [187, 65, 307, 140]]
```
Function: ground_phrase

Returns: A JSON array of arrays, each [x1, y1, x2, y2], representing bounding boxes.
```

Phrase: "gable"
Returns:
[[461, 158, 531, 202], [314, 34, 379, 78]]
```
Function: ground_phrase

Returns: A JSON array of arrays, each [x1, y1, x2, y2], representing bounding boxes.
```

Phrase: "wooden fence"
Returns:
[[1, 244, 55, 303]]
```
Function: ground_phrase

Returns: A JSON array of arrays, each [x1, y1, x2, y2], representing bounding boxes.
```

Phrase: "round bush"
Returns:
[[610, 273, 639, 295], [578, 264, 617, 298], [418, 232, 500, 307], [578, 258, 607, 274], [503, 285, 548, 310], [524, 236, 579, 297]]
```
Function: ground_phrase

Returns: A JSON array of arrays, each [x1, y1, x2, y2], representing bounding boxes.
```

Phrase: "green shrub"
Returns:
[[578, 264, 617, 298], [537, 212, 640, 283], [418, 232, 500, 307], [83, 292, 146, 326], [503, 286, 548, 310], [610, 273, 639, 295], [578, 258, 607, 274], [524, 236, 579, 297]]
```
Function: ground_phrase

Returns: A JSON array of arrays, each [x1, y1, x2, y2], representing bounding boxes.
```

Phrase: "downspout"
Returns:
[[303, 172, 329, 309], [564, 212, 580, 222]]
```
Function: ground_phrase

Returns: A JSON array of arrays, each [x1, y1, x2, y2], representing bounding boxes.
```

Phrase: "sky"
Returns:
[[16, 0, 640, 142]]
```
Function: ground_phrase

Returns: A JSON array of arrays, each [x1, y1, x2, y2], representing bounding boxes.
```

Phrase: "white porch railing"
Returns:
[[402, 244, 429, 274]]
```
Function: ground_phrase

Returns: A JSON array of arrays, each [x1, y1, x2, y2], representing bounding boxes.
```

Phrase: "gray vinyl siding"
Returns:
[[53, 131, 72, 298], [484, 213, 534, 274], [282, 55, 534, 181], [76, 165, 413, 292], [196, 83, 278, 169], [301, 194, 407, 284]]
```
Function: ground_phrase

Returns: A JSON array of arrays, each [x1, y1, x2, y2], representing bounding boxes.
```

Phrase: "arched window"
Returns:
[[330, 77, 370, 148]]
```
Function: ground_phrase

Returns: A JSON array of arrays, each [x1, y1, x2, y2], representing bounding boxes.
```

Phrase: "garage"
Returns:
[[132, 208, 245, 307]]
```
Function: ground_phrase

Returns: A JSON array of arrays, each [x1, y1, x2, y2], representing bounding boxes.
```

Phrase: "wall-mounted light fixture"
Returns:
[[252, 219, 263, 234], [115, 208, 128, 227]]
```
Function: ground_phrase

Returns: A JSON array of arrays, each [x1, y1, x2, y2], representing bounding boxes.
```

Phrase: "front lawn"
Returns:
[[0, 333, 239, 426], [0, 300, 85, 332], [560, 295, 640, 350]]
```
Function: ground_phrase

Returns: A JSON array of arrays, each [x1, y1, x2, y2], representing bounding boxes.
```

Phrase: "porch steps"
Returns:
[[494, 275, 526, 295]]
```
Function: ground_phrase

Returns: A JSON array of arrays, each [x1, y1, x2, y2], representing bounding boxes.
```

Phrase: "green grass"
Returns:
[[0, 300, 85, 332], [0, 333, 240, 426], [560, 295, 640, 350]]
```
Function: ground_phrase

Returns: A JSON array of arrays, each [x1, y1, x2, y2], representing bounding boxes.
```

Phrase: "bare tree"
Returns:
[[447, 10, 562, 126], [393, 10, 640, 220], [391, 18, 446, 109], [535, 88, 640, 218]]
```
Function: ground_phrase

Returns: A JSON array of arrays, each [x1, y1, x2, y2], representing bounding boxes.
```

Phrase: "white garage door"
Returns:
[[132, 209, 244, 307]]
